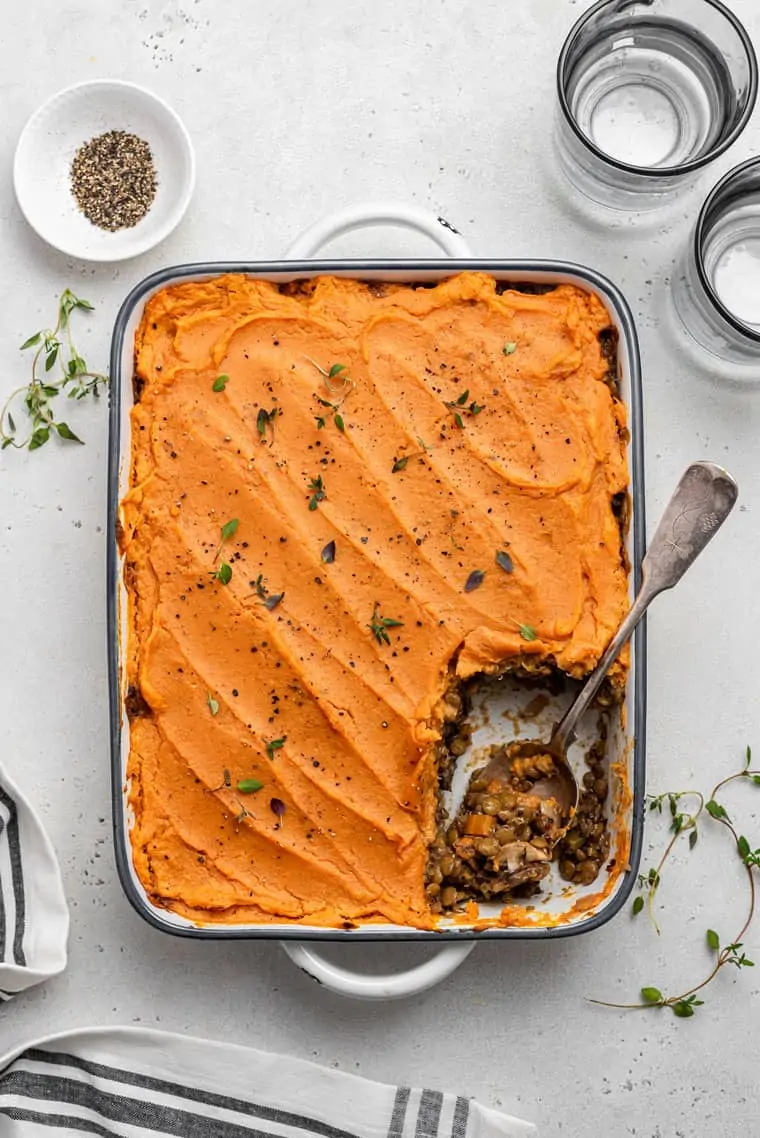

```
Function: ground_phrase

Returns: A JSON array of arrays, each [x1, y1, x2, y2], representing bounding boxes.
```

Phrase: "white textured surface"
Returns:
[[0, 1, 759, 1135]]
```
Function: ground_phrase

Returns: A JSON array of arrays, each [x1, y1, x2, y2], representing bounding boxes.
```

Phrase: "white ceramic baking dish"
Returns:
[[108, 203, 646, 999]]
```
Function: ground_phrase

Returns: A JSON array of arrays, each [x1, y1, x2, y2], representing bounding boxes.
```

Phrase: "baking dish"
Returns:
[[108, 202, 646, 999]]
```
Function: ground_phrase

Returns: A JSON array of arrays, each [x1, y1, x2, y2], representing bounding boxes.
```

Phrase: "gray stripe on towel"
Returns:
[[415, 1090, 443, 1138], [0, 786, 26, 967], [0, 814, 5, 962], [16, 1054, 363, 1138], [451, 1097, 469, 1138], [388, 1087, 410, 1138], [1, 1069, 301, 1137], [0, 1105, 122, 1136]]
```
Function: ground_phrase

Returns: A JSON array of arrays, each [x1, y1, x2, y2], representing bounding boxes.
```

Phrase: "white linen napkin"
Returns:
[[0, 1026, 535, 1136], [0, 762, 68, 1000]]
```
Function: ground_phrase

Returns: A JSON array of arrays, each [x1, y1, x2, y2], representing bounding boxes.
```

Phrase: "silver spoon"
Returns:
[[457, 461, 739, 844]]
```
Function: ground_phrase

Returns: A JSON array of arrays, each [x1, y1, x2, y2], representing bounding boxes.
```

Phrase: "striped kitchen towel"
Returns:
[[0, 762, 69, 1000], [0, 1026, 534, 1135]]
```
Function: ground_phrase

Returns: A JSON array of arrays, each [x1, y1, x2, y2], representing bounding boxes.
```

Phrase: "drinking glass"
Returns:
[[555, 0, 758, 210], [672, 157, 760, 368]]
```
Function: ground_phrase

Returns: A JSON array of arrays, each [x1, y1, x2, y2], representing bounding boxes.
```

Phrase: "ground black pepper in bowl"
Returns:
[[70, 130, 157, 232]]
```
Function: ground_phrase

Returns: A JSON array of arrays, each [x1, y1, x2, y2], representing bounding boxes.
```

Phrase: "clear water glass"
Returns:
[[555, 0, 758, 210], [672, 157, 760, 368]]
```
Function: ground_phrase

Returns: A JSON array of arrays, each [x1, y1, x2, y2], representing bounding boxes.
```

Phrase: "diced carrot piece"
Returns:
[[464, 813, 495, 836]]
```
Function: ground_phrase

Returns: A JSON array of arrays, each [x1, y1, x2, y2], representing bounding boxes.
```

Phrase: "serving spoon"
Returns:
[[456, 460, 739, 843]]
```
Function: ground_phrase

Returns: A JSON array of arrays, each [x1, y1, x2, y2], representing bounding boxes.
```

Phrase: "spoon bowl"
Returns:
[[477, 739, 579, 835]]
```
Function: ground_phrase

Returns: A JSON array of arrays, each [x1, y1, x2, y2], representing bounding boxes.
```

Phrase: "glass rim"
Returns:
[[694, 155, 760, 344], [556, 0, 759, 178]]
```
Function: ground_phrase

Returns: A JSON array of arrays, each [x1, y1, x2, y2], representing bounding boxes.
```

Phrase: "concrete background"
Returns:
[[1, 2, 759, 1135]]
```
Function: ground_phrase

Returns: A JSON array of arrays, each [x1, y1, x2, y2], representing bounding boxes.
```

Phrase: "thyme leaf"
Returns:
[[213, 561, 233, 585], [238, 779, 264, 794], [496, 550, 514, 574], [464, 569, 485, 593]]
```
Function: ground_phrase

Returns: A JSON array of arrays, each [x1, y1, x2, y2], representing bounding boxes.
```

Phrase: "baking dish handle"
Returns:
[[280, 940, 475, 1000], [284, 201, 472, 259]]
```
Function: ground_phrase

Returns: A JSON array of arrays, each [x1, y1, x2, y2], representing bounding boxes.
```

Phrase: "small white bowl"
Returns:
[[14, 80, 195, 262]]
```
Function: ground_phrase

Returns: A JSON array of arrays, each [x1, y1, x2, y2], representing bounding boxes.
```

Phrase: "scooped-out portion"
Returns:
[[121, 271, 629, 929], [426, 726, 613, 911]]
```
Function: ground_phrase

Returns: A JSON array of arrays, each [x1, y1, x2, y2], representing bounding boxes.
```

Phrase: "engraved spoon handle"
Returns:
[[552, 461, 738, 755]]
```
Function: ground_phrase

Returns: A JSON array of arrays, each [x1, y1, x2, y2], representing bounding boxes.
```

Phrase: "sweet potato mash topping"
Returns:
[[121, 272, 629, 927]]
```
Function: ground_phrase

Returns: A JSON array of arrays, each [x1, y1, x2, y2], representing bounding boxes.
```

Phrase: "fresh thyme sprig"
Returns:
[[211, 518, 239, 584], [215, 518, 239, 558], [1, 289, 107, 451], [251, 573, 284, 610], [636, 790, 704, 934], [265, 736, 286, 760], [591, 746, 759, 1019], [444, 388, 484, 429], [209, 768, 232, 792], [368, 602, 403, 646], [307, 358, 353, 433], [392, 437, 431, 473], [315, 403, 344, 433], [307, 475, 326, 511], [257, 406, 279, 443], [306, 359, 350, 387]]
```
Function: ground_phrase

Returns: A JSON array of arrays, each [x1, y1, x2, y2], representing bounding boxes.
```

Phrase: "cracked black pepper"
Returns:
[[70, 130, 157, 232]]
